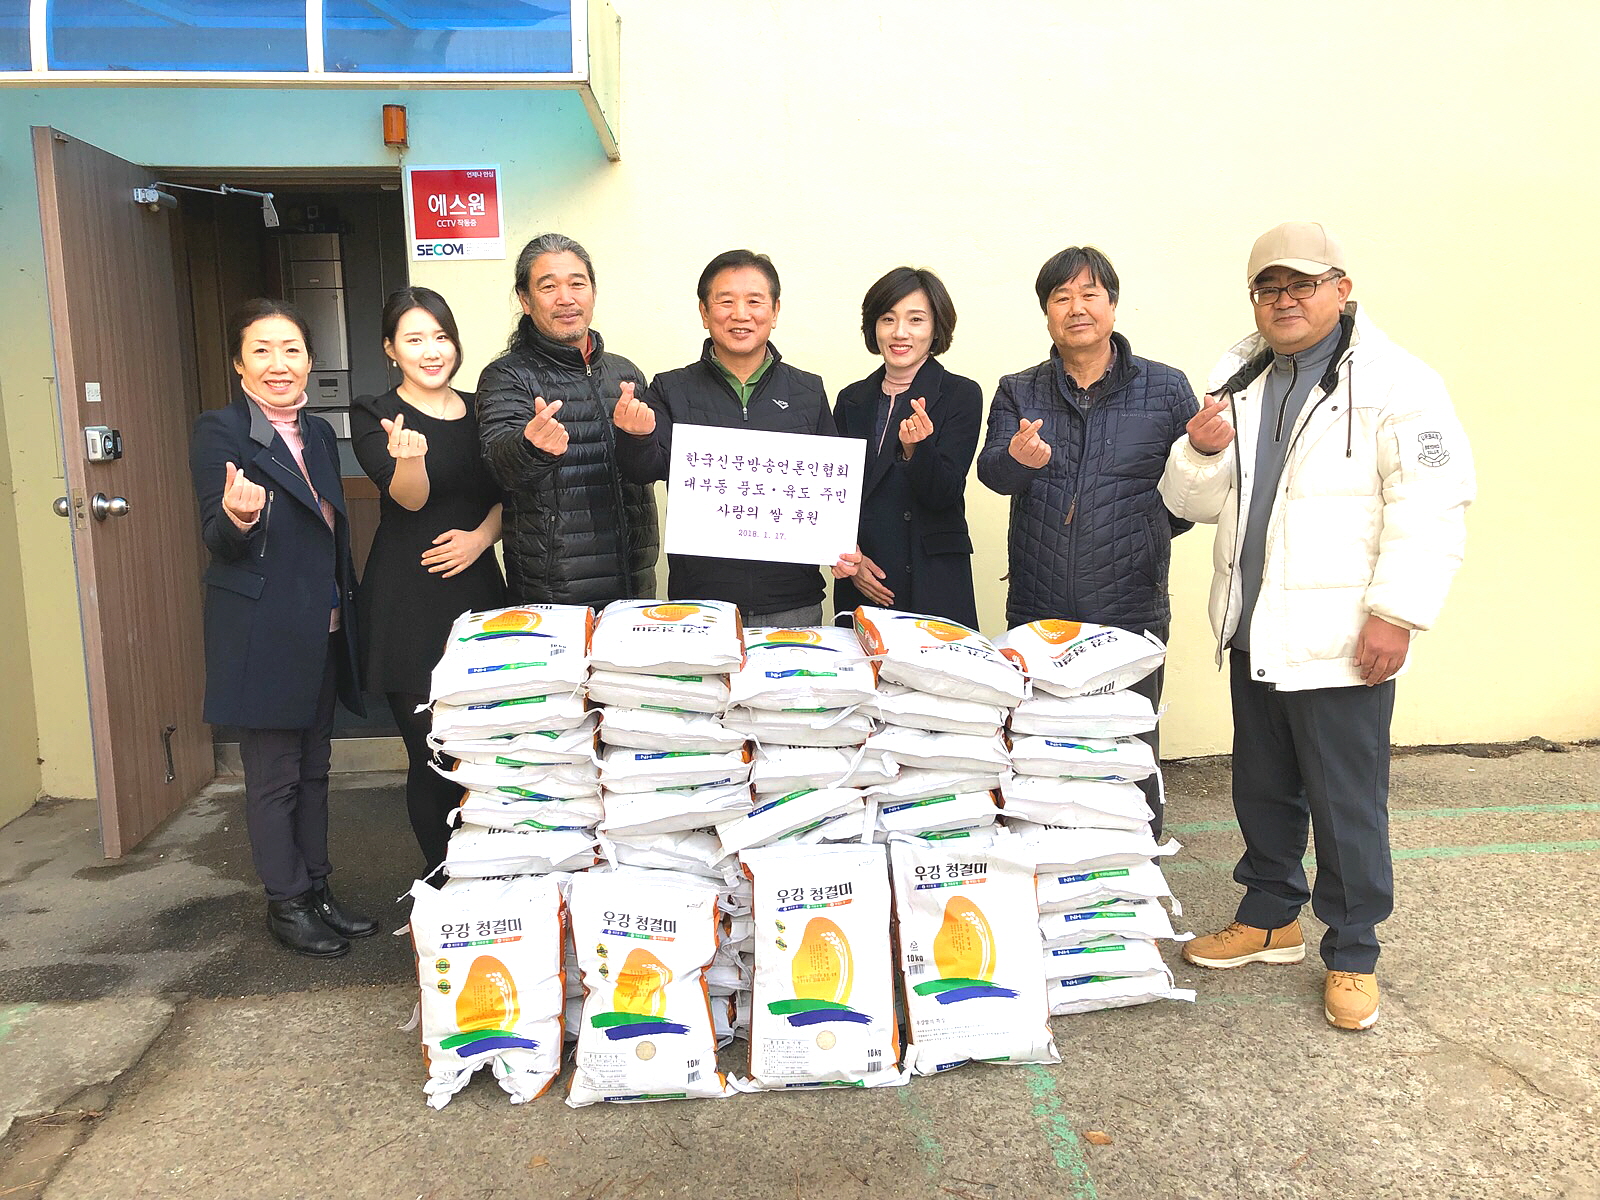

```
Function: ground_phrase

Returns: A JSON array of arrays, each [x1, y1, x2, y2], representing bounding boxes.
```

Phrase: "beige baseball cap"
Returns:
[[1247, 221, 1346, 283]]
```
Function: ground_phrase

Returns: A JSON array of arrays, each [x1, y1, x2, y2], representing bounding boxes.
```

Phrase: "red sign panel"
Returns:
[[405, 165, 504, 260]]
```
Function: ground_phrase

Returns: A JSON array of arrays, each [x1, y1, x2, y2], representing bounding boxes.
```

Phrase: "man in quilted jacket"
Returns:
[[1160, 222, 1475, 1031], [978, 245, 1197, 837]]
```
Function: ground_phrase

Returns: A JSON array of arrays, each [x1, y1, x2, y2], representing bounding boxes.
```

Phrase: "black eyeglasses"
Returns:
[[1250, 271, 1344, 306]]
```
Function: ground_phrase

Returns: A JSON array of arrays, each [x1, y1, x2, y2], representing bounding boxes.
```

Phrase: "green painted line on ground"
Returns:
[[895, 1085, 944, 1178], [1023, 1065, 1099, 1199], [0, 1003, 40, 1045], [1168, 801, 1600, 837], [1165, 838, 1600, 873]]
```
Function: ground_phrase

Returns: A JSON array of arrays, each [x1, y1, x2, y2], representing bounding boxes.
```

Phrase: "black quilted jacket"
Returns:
[[477, 319, 659, 606], [976, 333, 1197, 629]]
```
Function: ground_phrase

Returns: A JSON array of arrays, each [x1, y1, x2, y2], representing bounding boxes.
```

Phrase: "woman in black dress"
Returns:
[[351, 287, 506, 877], [832, 267, 982, 628]]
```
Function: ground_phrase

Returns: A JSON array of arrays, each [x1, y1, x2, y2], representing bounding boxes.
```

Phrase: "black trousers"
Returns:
[[237, 637, 338, 902], [1128, 623, 1168, 840], [386, 691, 462, 880], [1229, 650, 1396, 972]]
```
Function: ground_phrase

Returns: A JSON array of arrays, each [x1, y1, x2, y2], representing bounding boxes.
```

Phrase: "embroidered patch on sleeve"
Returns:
[[1415, 430, 1450, 467]]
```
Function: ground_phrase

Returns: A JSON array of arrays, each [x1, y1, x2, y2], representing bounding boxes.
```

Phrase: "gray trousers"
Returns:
[[1229, 650, 1395, 972], [748, 603, 825, 628], [238, 638, 337, 902]]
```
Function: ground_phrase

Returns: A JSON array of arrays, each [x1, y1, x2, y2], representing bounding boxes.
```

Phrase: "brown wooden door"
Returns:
[[33, 127, 213, 857]]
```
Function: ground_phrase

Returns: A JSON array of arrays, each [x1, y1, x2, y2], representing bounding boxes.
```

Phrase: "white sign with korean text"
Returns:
[[664, 425, 867, 566]]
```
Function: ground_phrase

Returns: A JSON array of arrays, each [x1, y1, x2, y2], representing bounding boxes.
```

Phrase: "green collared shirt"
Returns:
[[711, 350, 773, 411]]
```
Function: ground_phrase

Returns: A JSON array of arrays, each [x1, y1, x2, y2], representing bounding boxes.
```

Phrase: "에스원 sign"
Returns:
[[405, 165, 504, 261]]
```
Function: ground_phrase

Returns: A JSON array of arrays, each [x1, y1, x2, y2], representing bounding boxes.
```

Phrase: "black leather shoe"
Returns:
[[267, 894, 350, 958], [310, 879, 378, 938]]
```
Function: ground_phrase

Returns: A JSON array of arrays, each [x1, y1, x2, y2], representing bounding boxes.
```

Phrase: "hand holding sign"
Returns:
[[1187, 393, 1236, 455], [381, 412, 429, 460], [898, 397, 933, 457], [524, 397, 569, 456], [221, 461, 266, 528], [612, 381, 656, 436], [1009, 418, 1052, 469]]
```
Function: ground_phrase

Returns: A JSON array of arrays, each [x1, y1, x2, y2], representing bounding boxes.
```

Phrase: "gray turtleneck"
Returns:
[[1232, 322, 1343, 652]]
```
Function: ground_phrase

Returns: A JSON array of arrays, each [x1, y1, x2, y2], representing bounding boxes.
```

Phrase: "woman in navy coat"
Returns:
[[833, 267, 981, 628], [189, 299, 375, 958]]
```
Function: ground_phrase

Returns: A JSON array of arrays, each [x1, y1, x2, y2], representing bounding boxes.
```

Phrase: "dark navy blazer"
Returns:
[[189, 395, 363, 728]]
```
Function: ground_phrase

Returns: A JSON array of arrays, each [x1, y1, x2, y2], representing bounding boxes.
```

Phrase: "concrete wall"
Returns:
[[2, 0, 1596, 824]]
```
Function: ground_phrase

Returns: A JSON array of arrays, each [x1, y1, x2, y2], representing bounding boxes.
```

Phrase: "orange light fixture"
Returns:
[[383, 104, 408, 149]]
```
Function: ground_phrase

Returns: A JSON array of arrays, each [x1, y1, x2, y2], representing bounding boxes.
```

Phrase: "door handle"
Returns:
[[90, 493, 130, 521], [53, 496, 70, 517]]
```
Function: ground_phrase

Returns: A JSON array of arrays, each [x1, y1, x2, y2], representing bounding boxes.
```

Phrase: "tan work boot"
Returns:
[[1324, 971, 1380, 1030], [1182, 920, 1305, 968]]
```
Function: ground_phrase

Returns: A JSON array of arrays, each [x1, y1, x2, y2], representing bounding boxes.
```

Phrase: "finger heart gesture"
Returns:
[[898, 397, 934, 452], [524, 396, 569, 456], [221, 461, 266, 525], [381, 413, 429, 460], [612, 380, 656, 436], [1008, 417, 1053, 469]]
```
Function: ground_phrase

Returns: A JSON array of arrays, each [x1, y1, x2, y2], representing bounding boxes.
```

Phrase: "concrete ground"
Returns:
[[0, 744, 1596, 1200]]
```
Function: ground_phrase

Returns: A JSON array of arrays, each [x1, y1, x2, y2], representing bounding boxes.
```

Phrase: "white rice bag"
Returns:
[[739, 843, 907, 1090], [730, 627, 880, 711], [601, 782, 754, 837], [434, 758, 599, 796], [876, 790, 999, 836], [869, 684, 1007, 736], [751, 744, 898, 794], [865, 726, 1011, 774], [590, 599, 745, 674], [451, 790, 604, 832], [994, 620, 1165, 698], [1035, 859, 1178, 913], [1008, 689, 1160, 738], [599, 707, 747, 752], [599, 746, 752, 794], [600, 830, 741, 883], [867, 767, 1004, 804], [429, 604, 594, 704], [566, 867, 734, 1105], [1047, 968, 1195, 1016], [443, 826, 598, 878], [409, 875, 565, 1108], [1039, 898, 1180, 946], [1007, 821, 1179, 871], [1042, 934, 1169, 980], [1007, 734, 1156, 782], [432, 716, 600, 766], [431, 691, 592, 738], [889, 830, 1059, 1073], [722, 705, 878, 748], [999, 776, 1153, 832], [716, 787, 867, 856], [587, 668, 732, 714], [853, 607, 1025, 707]]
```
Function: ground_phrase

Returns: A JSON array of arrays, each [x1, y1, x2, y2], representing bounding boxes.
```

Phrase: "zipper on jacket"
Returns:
[[1216, 394, 1242, 664], [258, 489, 274, 559], [1274, 358, 1296, 440]]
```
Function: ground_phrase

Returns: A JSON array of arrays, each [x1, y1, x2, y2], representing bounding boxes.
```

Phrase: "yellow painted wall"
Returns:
[[2, 0, 1596, 825]]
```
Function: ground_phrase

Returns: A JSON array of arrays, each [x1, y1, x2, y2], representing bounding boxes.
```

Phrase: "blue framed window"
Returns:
[[323, 1, 572, 74], [0, 0, 30, 70], [46, 0, 308, 73]]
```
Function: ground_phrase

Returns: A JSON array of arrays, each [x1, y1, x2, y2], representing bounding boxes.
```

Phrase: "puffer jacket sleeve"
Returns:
[[906, 374, 981, 512], [190, 410, 255, 562], [1363, 368, 1475, 631], [976, 374, 1041, 496], [477, 357, 561, 492], [1164, 375, 1200, 537], [1159, 423, 1235, 524], [614, 376, 673, 484]]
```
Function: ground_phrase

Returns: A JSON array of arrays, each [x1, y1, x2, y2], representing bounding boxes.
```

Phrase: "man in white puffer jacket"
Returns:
[[1159, 222, 1474, 1031]]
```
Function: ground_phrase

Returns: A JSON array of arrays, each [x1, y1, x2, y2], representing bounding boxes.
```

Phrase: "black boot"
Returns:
[[267, 894, 350, 958], [310, 879, 378, 938]]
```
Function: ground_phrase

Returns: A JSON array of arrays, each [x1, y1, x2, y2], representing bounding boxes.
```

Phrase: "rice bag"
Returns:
[[451, 790, 604, 832], [429, 604, 594, 705], [870, 684, 1008, 736], [1039, 898, 1180, 946], [1042, 934, 1169, 980], [590, 599, 745, 674], [599, 830, 741, 883], [865, 726, 1011, 774], [1047, 968, 1195, 1016], [730, 627, 879, 711], [587, 668, 732, 715], [432, 716, 600, 766], [599, 746, 752, 794], [994, 620, 1165, 698], [740, 843, 907, 1090], [751, 744, 897, 795], [600, 782, 754, 837], [1007, 821, 1180, 871], [409, 875, 565, 1108], [1007, 734, 1157, 782], [867, 767, 1004, 804], [434, 758, 599, 796], [999, 776, 1153, 832], [889, 830, 1059, 1072], [443, 826, 598, 878], [716, 787, 867, 856], [566, 867, 734, 1105], [1035, 859, 1178, 913], [1008, 689, 1160, 738], [599, 707, 747, 753], [431, 691, 592, 739], [876, 790, 998, 836], [722, 706, 878, 748], [854, 607, 1026, 707]]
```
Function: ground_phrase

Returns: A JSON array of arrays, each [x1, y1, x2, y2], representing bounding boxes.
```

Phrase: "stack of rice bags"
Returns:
[[587, 599, 755, 1043], [993, 619, 1195, 1015], [853, 608, 1024, 838]]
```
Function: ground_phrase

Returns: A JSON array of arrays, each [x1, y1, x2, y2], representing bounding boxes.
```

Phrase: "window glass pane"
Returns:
[[0, 0, 30, 70], [324, 1, 572, 74], [47, 0, 307, 72]]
